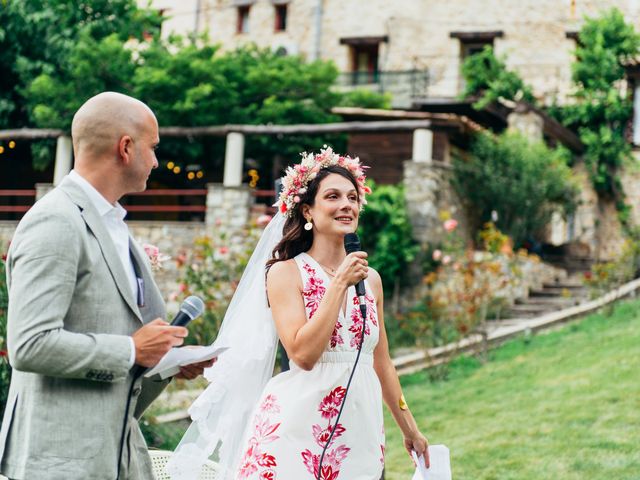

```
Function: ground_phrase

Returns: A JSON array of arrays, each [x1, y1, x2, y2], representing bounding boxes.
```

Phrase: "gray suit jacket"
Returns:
[[0, 178, 169, 479]]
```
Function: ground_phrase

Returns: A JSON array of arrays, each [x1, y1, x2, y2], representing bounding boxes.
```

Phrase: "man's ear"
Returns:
[[118, 135, 133, 165]]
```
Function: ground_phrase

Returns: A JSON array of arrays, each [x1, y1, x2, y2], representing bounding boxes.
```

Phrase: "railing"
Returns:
[[336, 69, 430, 106], [0, 188, 278, 221], [0, 190, 36, 219], [121, 189, 207, 214]]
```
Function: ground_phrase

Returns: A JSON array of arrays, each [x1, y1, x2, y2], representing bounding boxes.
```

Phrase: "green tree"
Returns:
[[358, 182, 419, 299], [0, 0, 161, 168], [453, 131, 578, 246], [0, 0, 160, 129], [551, 9, 640, 206], [460, 45, 535, 109]]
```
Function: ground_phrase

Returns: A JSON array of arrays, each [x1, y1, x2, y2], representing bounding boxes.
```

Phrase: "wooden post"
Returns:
[[224, 132, 245, 187], [412, 128, 433, 163], [53, 135, 73, 186]]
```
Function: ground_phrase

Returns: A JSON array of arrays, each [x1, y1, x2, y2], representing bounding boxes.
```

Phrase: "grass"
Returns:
[[383, 299, 640, 479]]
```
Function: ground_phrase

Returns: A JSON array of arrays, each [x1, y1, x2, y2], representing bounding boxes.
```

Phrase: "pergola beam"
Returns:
[[0, 120, 433, 140]]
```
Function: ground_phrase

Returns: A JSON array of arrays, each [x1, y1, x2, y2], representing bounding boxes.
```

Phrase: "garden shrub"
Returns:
[[453, 131, 579, 247]]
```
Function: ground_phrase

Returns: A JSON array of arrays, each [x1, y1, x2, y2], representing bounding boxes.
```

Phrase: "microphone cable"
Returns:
[[316, 301, 367, 480]]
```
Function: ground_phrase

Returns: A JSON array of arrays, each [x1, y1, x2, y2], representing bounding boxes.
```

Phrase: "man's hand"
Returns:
[[132, 318, 188, 367], [175, 357, 217, 380]]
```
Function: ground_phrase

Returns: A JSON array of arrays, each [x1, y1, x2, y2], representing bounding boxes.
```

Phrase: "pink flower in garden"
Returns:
[[256, 214, 272, 227], [432, 249, 442, 261], [143, 243, 170, 271], [444, 219, 458, 232], [179, 283, 187, 292], [219, 246, 229, 255], [143, 243, 159, 258], [442, 255, 451, 265]]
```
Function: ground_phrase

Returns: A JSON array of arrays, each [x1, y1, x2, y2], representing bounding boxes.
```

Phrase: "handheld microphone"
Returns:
[[171, 296, 205, 327], [344, 233, 367, 318]]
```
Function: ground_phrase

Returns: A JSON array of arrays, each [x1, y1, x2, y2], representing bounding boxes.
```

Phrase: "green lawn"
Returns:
[[384, 299, 640, 479]]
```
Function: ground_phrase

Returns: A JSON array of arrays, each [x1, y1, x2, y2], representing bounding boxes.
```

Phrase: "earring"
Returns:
[[304, 219, 313, 231]]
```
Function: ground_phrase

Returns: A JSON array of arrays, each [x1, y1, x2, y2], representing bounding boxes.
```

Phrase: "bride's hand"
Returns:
[[334, 252, 368, 286], [404, 431, 429, 468]]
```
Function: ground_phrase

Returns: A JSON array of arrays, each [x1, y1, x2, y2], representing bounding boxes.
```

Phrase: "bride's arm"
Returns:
[[267, 254, 365, 370], [370, 268, 430, 468]]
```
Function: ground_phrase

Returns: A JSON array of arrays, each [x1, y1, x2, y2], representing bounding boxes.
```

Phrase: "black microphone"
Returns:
[[344, 233, 367, 318], [171, 295, 205, 327]]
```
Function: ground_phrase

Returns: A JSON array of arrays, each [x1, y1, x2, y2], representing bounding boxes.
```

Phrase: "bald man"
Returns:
[[0, 92, 204, 479]]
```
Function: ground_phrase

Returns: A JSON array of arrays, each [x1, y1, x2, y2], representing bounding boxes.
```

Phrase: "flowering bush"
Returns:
[[583, 237, 640, 300], [172, 221, 266, 346], [393, 217, 530, 370], [0, 245, 11, 417]]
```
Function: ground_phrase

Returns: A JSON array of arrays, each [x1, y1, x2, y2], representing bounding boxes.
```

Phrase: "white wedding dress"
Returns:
[[234, 252, 385, 480]]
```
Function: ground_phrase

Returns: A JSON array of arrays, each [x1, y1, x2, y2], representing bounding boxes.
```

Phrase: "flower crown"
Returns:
[[277, 146, 371, 217]]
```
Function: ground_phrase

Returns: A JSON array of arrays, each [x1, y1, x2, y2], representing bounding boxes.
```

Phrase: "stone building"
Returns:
[[142, 0, 640, 107]]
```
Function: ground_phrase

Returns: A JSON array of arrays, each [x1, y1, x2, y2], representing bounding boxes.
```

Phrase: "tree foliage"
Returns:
[[0, 0, 160, 129], [460, 45, 535, 109], [453, 131, 579, 247], [358, 182, 419, 293], [551, 9, 640, 204], [2, 2, 388, 175]]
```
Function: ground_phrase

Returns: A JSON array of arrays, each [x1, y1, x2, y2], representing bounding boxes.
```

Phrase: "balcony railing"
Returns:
[[336, 69, 429, 107]]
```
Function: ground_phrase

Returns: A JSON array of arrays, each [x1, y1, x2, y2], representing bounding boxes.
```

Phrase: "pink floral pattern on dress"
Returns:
[[348, 293, 377, 348], [302, 261, 344, 347], [238, 395, 282, 479], [301, 386, 351, 479], [302, 262, 326, 319]]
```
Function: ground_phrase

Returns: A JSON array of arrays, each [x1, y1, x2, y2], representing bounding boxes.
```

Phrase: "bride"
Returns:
[[167, 147, 429, 479]]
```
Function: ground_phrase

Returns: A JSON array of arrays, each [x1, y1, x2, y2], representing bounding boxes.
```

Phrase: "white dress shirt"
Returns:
[[67, 170, 137, 368]]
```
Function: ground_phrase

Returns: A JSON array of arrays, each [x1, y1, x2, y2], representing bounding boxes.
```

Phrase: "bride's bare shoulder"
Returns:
[[267, 259, 299, 282]]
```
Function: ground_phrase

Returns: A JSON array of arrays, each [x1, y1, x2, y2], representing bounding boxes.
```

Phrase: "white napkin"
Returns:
[[411, 445, 451, 480]]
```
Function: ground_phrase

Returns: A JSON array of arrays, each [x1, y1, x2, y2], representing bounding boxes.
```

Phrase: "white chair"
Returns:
[[149, 449, 220, 480]]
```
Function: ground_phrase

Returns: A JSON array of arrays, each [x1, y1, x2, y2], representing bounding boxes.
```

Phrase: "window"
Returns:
[[237, 6, 250, 34], [275, 4, 287, 32], [351, 45, 379, 84], [450, 31, 503, 92], [450, 31, 503, 62], [339, 36, 388, 85]]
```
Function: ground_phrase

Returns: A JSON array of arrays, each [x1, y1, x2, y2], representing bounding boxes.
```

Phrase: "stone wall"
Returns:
[[147, 0, 640, 105], [403, 160, 470, 247], [0, 220, 210, 304]]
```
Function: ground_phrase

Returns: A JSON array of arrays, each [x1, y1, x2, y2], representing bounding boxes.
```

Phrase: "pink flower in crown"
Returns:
[[276, 146, 370, 217]]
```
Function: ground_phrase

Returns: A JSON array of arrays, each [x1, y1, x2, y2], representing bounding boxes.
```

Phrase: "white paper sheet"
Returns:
[[144, 345, 228, 380], [411, 445, 451, 480]]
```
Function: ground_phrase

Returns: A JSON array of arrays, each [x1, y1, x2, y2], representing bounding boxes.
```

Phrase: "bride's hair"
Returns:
[[266, 165, 360, 269]]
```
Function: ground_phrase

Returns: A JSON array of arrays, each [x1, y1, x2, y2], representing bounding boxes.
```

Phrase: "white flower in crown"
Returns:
[[276, 146, 371, 217]]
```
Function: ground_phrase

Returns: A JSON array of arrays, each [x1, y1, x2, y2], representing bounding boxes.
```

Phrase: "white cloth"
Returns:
[[168, 213, 285, 480], [67, 170, 137, 368]]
